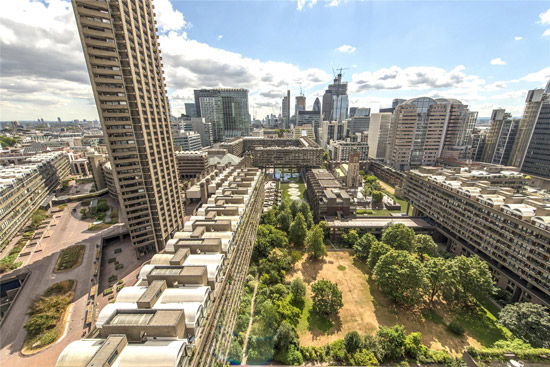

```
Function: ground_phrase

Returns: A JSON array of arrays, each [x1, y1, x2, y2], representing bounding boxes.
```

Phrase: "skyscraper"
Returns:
[[322, 73, 349, 121], [312, 97, 321, 112], [481, 109, 519, 165], [385, 97, 471, 170], [282, 90, 290, 129], [520, 88, 550, 178], [509, 84, 550, 170], [185, 102, 196, 117], [220, 88, 251, 139], [295, 95, 306, 116], [368, 112, 392, 160], [194, 88, 250, 141], [72, 0, 184, 255]]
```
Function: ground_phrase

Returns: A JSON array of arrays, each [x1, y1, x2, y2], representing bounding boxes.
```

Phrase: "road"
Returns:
[[0, 201, 119, 367]]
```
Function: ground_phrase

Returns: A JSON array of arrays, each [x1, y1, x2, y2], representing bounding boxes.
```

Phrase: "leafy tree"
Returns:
[[342, 229, 360, 248], [305, 225, 327, 260], [278, 199, 289, 214], [372, 190, 384, 203], [318, 220, 328, 236], [498, 303, 550, 348], [373, 250, 428, 306], [276, 297, 301, 327], [277, 209, 292, 233], [354, 233, 376, 259], [290, 277, 306, 308], [446, 255, 495, 304], [381, 223, 415, 252], [424, 257, 450, 303], [376, 325, 406, 361], [261, 209, 277, 226], [404, 332, 427, 358], [289, 212, 307, 246], [247, 336, 274, 363], [270, 283, 289, 300], [299, 202, 314, 228], [367, 241, 392, 270], [344, 331, 363, 354], [413, 234, 438, 259], [252, 225, 288, 262], [257, 299, 280, 332], [311, 280, 343, 317], [290, 200, 300, 218], [274, 321, 299, 354], [323, 150, 330, 161], [364, 175, 379, 186], [227, 340, 243, 364]]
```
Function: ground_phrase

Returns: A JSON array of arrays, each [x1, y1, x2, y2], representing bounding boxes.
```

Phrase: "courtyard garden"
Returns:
[[228, 197, 550, 366]]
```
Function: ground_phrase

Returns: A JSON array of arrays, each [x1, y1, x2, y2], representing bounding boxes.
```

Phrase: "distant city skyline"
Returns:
[[0, 0, 549, 121]]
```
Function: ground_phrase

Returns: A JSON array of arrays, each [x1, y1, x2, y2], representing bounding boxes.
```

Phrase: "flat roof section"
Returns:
[[326, 217, 433, 229]]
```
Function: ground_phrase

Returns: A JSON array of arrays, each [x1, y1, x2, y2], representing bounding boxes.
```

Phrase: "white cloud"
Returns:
[[158, 31, 331, 117], [539, 8, 550, 24], [543, 29, 550, 37], [490, 58, 506, 65], [350, 65, 485, 92], [516, 67, 550, 83], [295, 0, 347, 11], [217, 35, 223, 40], [486, 81, 508, 91], [514, 36, 522, 40], [0, 0, 98, 120], [154, 0, 186, 32], [336, 44, 356, 54]]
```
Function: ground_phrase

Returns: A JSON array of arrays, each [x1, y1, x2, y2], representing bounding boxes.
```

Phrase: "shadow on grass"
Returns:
[[307, 309, 342, 336], [299, 256, 326, 284], [453, 303, 511, 347]]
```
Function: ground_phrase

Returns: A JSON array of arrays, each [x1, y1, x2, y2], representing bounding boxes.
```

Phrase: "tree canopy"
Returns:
[[367, 241, 392, 270], [373, 250, 428, 306], [311, 280, 343, 317], [372, 191, 384, 204], [445, 255, 495, 304], [498, 303, 550, 348], [305, 224, 327, 260], [353, 233, 376, 259], [413, 234, 438, 258], [277, 209, 292, 233], [381, 223, 415, 252], [289, 212, 307, 246]]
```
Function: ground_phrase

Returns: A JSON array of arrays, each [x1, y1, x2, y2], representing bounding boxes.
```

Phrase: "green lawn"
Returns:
[[296, 296, 334, 336], [280, 182, 306, 201], [452, 302, 512, 346]]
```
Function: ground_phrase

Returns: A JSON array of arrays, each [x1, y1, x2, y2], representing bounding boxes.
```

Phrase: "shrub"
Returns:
[[115, 263, 123, 270], [108, 275, 117, 282], [114, 248, 122, 254], [108, 257, 116, 263], [345, 331, 363, 354], [103, 288, 113, 296], [447, 320, 465, 335], [330, 339, 347, 362]]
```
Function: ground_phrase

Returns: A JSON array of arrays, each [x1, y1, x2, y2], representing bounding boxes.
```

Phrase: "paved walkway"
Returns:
[[0, 201, 125, 367]]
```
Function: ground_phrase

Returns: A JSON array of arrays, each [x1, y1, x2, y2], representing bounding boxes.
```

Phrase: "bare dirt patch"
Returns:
[[287, 251, 483, 355]]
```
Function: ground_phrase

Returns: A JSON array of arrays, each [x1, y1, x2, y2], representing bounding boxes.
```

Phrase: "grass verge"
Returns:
[[54, 245, 85, 272], [22, 280, 76, 354]]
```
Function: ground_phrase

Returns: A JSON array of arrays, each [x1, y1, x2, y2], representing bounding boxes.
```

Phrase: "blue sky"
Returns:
[[0, 0, 549, 121]]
